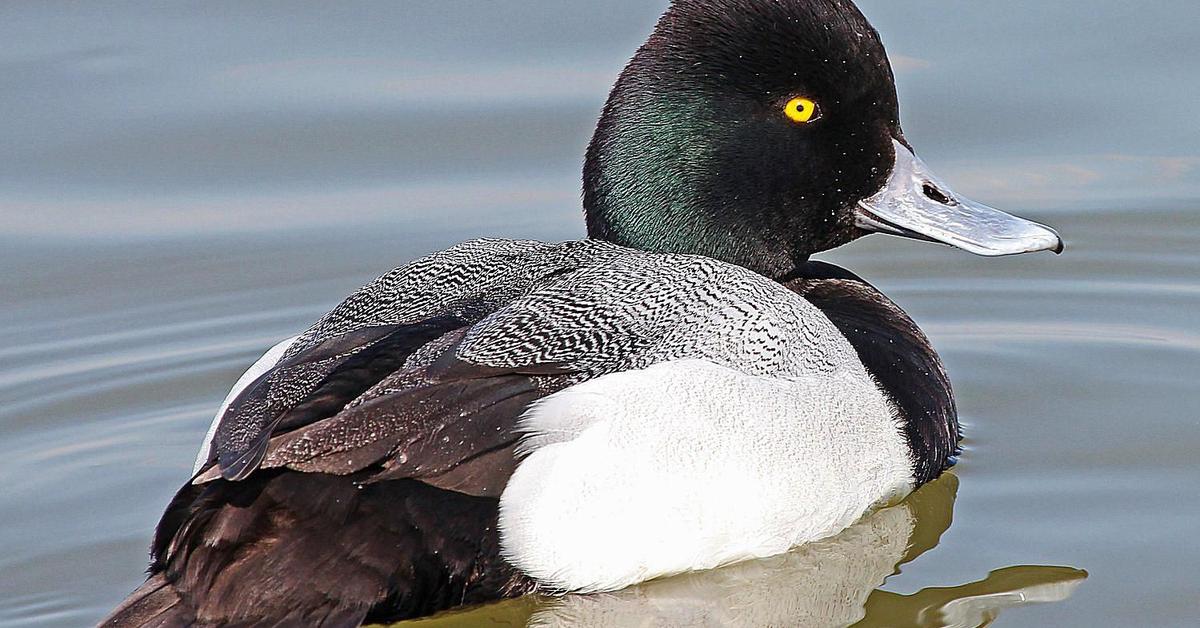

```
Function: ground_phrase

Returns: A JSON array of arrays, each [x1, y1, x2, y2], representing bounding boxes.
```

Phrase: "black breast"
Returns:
[[786, 262, 960, 486]]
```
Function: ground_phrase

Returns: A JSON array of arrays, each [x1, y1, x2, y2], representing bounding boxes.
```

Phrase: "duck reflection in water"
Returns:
[[402, 474, 1086, 628]]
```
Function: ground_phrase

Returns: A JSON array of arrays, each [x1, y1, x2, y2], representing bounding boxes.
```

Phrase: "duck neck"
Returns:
[[582, 92, 815, 281]]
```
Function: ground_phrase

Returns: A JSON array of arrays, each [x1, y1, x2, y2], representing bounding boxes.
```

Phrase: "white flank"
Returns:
[[192, 335, 299, 473], [498, 359, 914, 593]]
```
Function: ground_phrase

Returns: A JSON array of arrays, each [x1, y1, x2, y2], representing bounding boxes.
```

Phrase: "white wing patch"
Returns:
[[498, 359, 913, 593], [193, 335, 299, 474]]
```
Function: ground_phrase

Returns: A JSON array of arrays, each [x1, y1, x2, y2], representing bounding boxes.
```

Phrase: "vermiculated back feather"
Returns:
[[203, 238, 861, 483]]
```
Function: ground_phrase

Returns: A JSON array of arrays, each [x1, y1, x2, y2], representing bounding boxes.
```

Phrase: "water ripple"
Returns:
[[931, 321, 1200, 352]]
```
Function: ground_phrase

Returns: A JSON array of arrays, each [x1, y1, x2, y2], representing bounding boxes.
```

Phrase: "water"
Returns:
[[1, 1, 1197, 626]]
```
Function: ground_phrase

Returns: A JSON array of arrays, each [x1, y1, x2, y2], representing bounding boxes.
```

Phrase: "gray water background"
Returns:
[[1, 1, 1198, 625]]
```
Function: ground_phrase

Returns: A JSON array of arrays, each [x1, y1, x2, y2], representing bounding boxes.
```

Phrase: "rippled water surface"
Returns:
[[2, 2, 1198, 626]]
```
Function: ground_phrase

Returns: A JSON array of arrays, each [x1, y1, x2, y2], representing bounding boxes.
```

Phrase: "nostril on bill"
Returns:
[[922, 182, 954, 205]]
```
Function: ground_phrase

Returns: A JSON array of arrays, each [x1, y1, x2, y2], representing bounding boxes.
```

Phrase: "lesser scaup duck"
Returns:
[[105, 0, 1062, 625]]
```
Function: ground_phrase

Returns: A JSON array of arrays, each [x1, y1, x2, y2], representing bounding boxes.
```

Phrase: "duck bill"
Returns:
[[855, 139, 1064, 256]]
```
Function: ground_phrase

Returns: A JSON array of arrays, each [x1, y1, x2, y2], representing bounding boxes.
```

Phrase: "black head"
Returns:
[[584, 0, 901, 279], [584, 0, 1063, 279]]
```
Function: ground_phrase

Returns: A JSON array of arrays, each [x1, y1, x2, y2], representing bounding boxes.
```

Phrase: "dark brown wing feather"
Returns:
[[193, 327, 575, 495], [253, 370, 570, 495], [211, 317, 469, 480]]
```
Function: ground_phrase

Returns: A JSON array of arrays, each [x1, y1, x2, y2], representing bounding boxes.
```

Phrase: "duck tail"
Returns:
[[100, 471, 533, 626], [99, 573, 192, 628]]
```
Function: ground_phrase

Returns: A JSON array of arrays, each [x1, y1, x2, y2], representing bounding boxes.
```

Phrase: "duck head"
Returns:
[[583, 0, 1063, 279]]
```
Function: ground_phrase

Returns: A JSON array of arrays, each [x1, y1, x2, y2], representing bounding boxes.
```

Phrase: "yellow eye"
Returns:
[[784, 97, 819, 124]]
